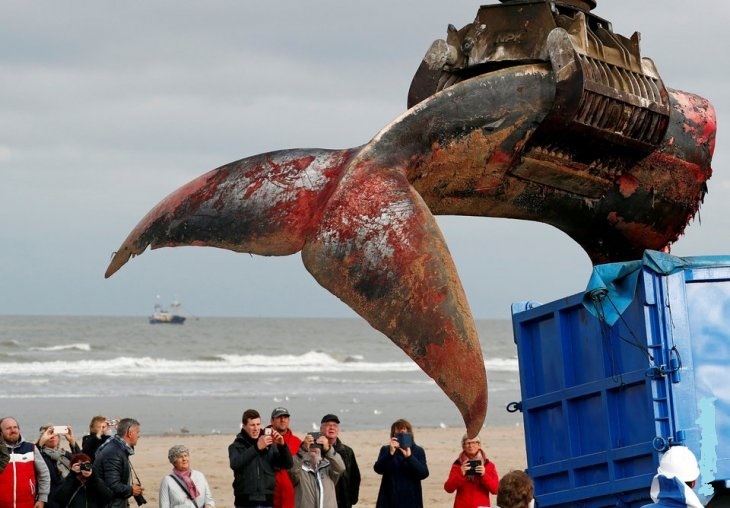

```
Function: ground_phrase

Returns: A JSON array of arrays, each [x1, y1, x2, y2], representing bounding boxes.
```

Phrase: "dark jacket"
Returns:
[[0, 437, 8, 474], [38, 443, 81, 508], [229, 431, 293, 507], [333, 439, 360, 508], [94, 436, 135, 508], [373, 443, 429, 508], [54, 470, 114, 508], [82, 434, 111, 462]]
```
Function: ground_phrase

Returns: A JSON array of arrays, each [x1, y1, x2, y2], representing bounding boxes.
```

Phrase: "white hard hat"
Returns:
[[657, 446, 700, 482]]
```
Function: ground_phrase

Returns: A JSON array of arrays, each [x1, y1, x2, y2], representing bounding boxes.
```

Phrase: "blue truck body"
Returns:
[[511, 251, 730, 506]]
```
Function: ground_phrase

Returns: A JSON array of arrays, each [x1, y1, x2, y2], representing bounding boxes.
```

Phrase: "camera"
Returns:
[[79, 462, 92, 471], [309, 432, 322, 450], [134, 495, 147, 506], [264, 427, 272, 436]]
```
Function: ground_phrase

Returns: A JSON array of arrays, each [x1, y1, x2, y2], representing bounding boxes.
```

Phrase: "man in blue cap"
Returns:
[[320, 414, 360, 508]]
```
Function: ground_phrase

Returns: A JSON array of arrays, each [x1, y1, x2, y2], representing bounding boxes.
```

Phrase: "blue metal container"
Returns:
[[511, 251, 730, 507]]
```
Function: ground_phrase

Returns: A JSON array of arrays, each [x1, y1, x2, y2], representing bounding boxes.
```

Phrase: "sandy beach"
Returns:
[[128, 425, 526, 507]]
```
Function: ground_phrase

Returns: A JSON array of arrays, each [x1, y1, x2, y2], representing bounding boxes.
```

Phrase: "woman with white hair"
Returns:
[[444, 433, 499, 508], [159, 444, 215, 508]]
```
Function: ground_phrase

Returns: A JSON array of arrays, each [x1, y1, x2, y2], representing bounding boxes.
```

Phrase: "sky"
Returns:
[[2, 1, 729, 319]]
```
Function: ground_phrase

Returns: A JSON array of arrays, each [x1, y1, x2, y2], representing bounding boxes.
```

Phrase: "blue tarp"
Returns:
[[583, 250, 730, 326]]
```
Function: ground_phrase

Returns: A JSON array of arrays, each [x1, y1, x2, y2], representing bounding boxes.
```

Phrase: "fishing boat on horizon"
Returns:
[[149, 300, 186, 324]]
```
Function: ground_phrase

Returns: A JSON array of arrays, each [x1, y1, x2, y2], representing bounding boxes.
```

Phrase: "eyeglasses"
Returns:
[[463, 440, 481, 446]]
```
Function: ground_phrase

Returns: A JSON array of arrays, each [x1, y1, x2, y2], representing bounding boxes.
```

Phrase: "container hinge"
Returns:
[[652, 431, 687, 452], [645, 350, 682, 383], [506, 401, 523, 413]]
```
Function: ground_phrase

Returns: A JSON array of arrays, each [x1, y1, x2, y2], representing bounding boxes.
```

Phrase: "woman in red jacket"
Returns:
[[444, 434, 499, 507]]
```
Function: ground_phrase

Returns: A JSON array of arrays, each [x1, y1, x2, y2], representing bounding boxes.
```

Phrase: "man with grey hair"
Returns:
[[95, 418, 145, 507], [291, 430, 345, 508], [320, 414, 360, 508], [0, 416, 51, 508]]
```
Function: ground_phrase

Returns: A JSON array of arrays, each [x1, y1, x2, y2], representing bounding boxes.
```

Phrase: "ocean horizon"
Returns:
[[1, 316, 523, 436]]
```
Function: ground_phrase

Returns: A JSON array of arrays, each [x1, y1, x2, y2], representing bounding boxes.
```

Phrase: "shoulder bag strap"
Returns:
[[168, 474, 200, 507]]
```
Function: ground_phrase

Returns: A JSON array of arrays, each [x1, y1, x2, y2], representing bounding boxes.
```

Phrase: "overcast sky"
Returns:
[[2, 1, 728, 319]]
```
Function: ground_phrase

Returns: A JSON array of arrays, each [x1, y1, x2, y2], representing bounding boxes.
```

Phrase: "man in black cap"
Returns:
[[269, 407, 301, 508], [320, 414, 360, 508]]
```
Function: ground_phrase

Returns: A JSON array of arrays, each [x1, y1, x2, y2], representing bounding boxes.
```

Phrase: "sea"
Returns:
[[0, 316, 522, 437]]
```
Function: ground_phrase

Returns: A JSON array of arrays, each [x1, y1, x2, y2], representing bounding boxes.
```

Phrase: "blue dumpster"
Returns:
[[511, 251, 730, 507]]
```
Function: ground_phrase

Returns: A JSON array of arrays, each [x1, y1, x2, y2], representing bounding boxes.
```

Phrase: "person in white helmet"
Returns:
[[640, 445, 703, 508]]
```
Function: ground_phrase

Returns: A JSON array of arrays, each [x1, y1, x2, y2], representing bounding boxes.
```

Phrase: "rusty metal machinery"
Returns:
[[409, 0, 673, 196]]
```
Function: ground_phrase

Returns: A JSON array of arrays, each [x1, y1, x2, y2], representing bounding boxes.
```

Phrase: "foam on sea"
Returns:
[[1, 350, 519, 376], [28, 343, 91, 352], [484, 357, 519, 372]]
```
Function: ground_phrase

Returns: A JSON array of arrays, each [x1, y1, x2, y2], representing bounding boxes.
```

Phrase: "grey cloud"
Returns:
[[1, 0, 728, 317]]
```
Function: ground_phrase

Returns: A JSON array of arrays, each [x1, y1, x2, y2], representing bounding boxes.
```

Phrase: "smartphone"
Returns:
[[53, 425, 69, 435], [396, 432, 414, 448], [466, 459, 481, 475]]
